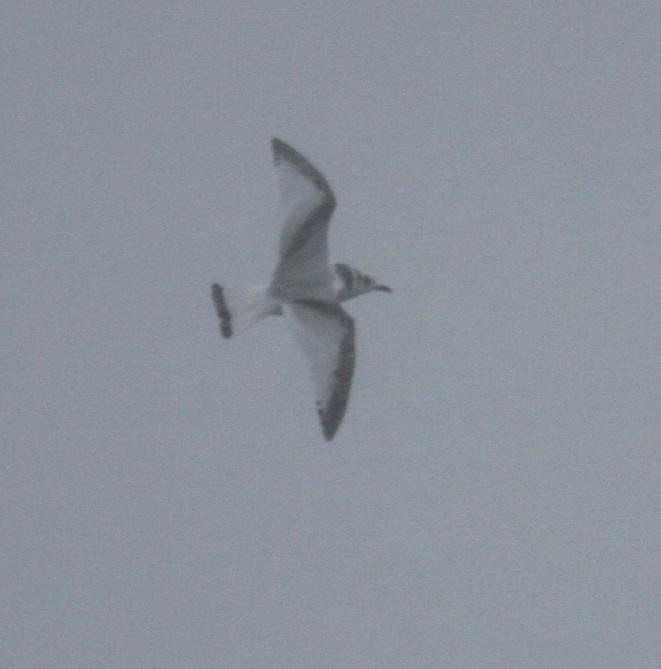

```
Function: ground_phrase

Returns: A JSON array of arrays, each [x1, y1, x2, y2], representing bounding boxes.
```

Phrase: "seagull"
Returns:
[[211, 138, 392, 440]]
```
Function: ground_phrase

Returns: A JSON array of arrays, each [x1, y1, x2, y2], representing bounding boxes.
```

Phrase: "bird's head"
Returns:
[[333, 263, 392, 302]]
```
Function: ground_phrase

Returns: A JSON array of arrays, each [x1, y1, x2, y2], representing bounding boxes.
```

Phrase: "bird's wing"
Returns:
[[283, 300, 355, 441], [268, 138, 337, 302]]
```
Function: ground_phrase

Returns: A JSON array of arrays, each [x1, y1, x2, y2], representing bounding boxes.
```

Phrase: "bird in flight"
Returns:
[[212, 138, 391, 440]]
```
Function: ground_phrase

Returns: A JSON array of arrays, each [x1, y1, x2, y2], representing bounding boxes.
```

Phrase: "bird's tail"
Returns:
[[211, 284, 279, 339]]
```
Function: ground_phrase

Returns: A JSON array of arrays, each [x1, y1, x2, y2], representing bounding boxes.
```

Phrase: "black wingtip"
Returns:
[[319, 407, 339, 441], [211, 284, 233, 339], [271, 137, 297, 165], [271, 137, 287, 154]]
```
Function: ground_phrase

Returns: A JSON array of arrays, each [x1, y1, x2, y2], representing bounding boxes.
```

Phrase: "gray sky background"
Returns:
[[3, 2, 660, 667]]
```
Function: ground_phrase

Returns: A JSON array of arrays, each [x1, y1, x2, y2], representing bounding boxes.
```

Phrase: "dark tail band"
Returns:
[[211, 284, 233, 339]]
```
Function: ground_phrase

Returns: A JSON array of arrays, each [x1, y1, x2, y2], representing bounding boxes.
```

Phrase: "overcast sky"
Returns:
[[3, 2, 661, 667]]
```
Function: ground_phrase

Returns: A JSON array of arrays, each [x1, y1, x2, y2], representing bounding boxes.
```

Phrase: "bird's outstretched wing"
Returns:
[[283, 299, 355, 440], [268, 138, 337, 302]]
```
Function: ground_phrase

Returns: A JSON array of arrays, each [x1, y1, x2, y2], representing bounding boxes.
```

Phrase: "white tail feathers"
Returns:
[[211, 284, 280, 338]]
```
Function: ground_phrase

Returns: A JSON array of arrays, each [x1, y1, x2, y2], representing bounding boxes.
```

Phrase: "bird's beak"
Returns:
[[376, 284, 393, 293]]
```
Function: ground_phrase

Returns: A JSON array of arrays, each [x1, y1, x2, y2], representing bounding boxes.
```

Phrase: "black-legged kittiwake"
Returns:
[[212, 138, 391, 440]]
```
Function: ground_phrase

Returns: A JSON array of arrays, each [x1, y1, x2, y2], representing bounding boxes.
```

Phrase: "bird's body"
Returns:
[[212, 138, 391, 440]]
